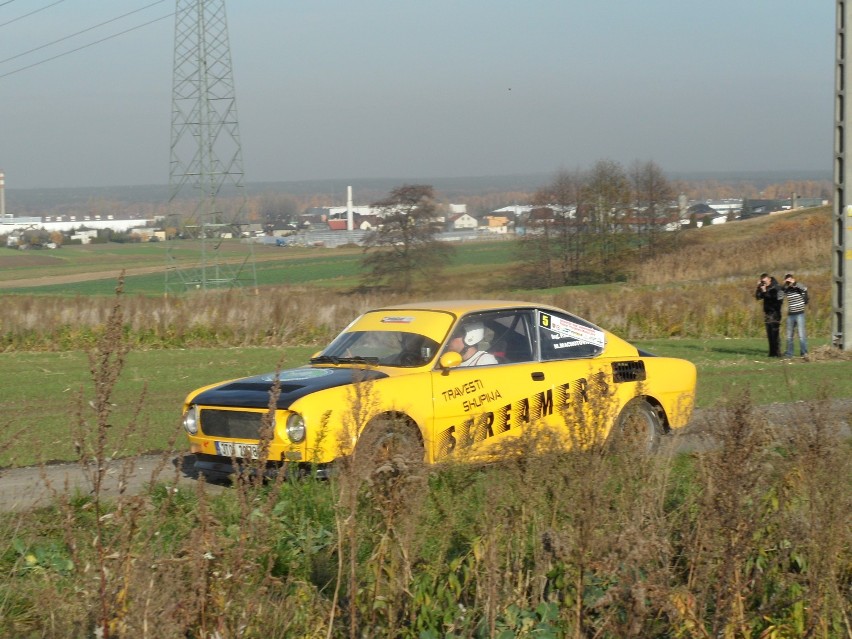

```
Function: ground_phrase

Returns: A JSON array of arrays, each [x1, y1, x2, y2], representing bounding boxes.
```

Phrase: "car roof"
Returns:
[[370, 300, 559, 315]]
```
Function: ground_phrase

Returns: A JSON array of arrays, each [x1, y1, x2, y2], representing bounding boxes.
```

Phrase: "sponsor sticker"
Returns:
[[540, 313, 605, 348], [380, 316, 415, 323]]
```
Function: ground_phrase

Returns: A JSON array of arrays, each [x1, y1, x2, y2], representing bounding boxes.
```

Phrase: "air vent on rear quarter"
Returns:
[[612, 360, 647, 383]]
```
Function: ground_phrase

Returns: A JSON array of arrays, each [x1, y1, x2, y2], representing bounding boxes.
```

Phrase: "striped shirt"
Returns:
[[785, 284, 808, 314]]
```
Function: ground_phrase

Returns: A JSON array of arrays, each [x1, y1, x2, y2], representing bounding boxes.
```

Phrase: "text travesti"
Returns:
[[441, 378, 485, 401]]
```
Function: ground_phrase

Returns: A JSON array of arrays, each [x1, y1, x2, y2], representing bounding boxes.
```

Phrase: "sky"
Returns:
[[0, 0, 836, 190]]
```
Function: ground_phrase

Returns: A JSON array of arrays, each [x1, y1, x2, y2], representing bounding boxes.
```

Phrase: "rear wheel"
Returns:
[[610, 399, 663, 452]]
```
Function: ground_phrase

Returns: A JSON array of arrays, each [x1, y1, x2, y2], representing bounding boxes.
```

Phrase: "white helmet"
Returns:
[[462, 321, 485, 346]]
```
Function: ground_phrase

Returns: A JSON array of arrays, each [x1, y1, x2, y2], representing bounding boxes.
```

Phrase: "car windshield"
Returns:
[[312, 330, 441, 368]]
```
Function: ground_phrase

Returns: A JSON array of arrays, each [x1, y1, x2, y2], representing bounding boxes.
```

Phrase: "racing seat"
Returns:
[[492, 332, 533, 364]]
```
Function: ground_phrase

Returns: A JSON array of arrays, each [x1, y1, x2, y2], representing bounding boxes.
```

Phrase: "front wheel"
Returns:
[[352, 415, 425, 479], [610, 399, 663, 452]]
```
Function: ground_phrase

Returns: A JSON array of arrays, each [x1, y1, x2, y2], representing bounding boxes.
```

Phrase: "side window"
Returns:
[[441, 310, 535, 366], [538, 310, 605, 360], [486, 310, 535, 364]]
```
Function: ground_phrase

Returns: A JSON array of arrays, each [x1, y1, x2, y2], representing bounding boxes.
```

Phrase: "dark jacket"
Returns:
[[756, 277, 783, 320]]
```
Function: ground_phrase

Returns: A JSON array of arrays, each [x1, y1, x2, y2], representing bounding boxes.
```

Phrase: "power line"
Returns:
[[0, 0, 167, 65], [0, 12, 173, 79], [0, 0, 66, 29]]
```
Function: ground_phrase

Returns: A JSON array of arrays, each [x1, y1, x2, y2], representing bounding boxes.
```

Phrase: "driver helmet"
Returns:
[[462, 321, 485, 346]]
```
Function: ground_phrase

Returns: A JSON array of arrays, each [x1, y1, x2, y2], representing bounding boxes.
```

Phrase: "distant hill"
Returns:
[[5, 170, 832, 212], [6, 175, 555, 212]]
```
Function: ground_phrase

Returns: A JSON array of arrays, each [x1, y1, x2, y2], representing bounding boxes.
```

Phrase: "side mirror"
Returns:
[[439, 351, 463, 372]]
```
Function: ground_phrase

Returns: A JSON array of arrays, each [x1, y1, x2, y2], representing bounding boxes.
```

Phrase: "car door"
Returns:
[[430, 309, 549, 461], [534, 308, 617, 445], [430, 306, 617, 461]]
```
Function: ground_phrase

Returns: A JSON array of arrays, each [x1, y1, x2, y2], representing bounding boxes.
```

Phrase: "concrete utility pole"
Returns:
[[165, 0, 256, 294], [834, 0, 852, 349]]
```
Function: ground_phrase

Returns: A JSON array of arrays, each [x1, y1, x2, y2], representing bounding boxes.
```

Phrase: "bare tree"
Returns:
[[583, 159, 632, 276], [518, 169, 589, 287], [516, 206, 558, 289], [630, 159, 676, 256], [361, 185, 454, 293], [258, 193, 300, 226]]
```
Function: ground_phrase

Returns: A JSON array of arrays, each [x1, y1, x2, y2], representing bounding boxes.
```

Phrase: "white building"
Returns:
[[70, 229, 99, 244], [0, 217, 156, 234], [449, 213, 478, 230], [705, 199, 742, 215], [492, 205, 534, 217]]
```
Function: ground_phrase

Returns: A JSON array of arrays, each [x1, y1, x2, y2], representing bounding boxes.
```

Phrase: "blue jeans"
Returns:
[[785, 312, 807, 356]]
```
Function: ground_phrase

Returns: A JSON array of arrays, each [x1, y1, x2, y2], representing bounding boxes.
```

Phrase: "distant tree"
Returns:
[[583, 159, 631, 276], [516, 208, 557, 288], [518, 169, 587, 287], [22, 229, 51, 248], [258, 193, 300, 226], [361, 184, 454, 293], [630, 159, 676, 256]]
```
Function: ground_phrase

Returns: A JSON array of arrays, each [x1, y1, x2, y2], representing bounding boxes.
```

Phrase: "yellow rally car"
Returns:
[[182, 300, 696, 478]]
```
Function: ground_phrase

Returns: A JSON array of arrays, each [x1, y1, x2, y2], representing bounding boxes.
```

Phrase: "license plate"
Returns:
[[215, 441, 260, 459]]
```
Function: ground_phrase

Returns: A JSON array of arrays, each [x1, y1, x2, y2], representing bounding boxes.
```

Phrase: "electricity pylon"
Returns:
[[165, 0, 257, 294], [835, 0, 851, 349]]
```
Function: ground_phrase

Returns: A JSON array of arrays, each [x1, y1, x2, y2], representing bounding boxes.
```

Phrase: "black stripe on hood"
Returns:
[[192, 366, 389, 409]]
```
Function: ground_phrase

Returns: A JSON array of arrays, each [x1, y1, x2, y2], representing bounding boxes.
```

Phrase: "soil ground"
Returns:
[[1, 400, 849, 512]]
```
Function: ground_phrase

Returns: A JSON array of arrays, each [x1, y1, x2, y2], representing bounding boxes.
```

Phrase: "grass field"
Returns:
[[0, 239, 517, 295], [0, 205, 843, 467], [1, 336, 847, 467], [1, 207, 850, 638]]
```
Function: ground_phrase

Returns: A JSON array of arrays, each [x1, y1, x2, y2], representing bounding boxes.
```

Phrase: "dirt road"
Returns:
[[0, 452, 226, 512], [0, 264, 170, 289], [1, 400, 849, 512]]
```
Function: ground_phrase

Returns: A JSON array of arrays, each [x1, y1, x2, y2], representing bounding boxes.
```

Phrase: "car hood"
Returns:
[[192, 366, 389, 409]]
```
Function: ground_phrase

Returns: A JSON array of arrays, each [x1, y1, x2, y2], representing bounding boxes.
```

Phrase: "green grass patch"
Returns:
[[0, 346, 315, 467], [2, 338, 849, 467], [635, 337, 850, 406], [0, 240, 518, 295]]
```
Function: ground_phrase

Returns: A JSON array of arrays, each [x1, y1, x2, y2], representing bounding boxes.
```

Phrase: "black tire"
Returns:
[[353, 415, 425, 478], [610, 399, 663, 452]]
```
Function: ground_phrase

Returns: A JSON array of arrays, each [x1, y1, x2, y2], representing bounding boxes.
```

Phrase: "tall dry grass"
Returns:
[[632, 209, 829, 287], [0, 208, 833, 351], [0, 273, 833, 352], [0, 288, 394, 351], [1, 291, 848, 638], [4, 385, 847, 637], [0, 208, 848, 637]]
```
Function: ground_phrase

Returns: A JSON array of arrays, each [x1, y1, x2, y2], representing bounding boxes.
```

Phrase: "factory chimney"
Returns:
[[346, 185, 354, 231], [0, 171, 5, 219]]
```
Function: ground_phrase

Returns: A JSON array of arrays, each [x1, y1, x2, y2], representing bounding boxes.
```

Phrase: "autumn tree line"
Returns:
[[360, 160, 693, 292], [3, 160, 831, 293], [515, 159, 683, 289], [6, 167, 829, 229]]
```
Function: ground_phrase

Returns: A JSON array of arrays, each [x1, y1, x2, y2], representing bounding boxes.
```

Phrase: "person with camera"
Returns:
[[755, 272, 784, 357], [782, 273, 809, 358]]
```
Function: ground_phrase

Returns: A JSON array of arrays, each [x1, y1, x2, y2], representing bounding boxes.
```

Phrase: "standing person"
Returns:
[[782, 273, 809, 358], [755, 273, 783, 357]]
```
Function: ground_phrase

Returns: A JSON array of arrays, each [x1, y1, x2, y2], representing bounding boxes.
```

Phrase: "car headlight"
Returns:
[[182, 405, 199, 435], [286, 413, 306, 443]]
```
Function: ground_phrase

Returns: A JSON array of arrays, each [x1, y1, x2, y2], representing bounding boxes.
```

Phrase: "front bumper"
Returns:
[[192, 453, 334, 481]]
